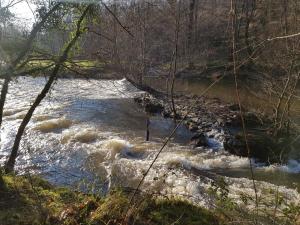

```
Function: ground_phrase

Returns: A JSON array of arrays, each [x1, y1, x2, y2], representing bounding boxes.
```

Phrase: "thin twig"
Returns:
[[100, 0, 134, 38], [268, 32, 300, 41]]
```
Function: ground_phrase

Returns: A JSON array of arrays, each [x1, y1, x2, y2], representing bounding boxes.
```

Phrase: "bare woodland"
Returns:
[[0, 0, 300, 224]]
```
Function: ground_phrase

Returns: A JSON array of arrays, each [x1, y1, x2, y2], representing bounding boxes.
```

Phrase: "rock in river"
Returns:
[[191, 133, 209, 148], [223, 131, 279, 163]]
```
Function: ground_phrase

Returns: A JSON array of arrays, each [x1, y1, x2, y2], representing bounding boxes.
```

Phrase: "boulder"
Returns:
[[162, 110, 171, 118], [244, 112, 263, 127], [216, 118, 224, 125], [133, 96, 143, 104], [189, 124, 199, 132], [191, 133, 209, 147], [228, 103, 241, 111], [135, 94, 164, 114], [223, 131, 280, 163], [144, 102, 164, 113], [227, 112, 263, 127]]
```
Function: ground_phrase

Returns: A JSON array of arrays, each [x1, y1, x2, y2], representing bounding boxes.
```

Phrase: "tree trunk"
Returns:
[[140, 1, 147, 85], [112, 0, 120, 68], [4, 5, 91, 173], [244, 0, 256, 57], [187, 0, 195, 69], [170, 0, 181, 119], [0, 3, 61, 131], [0, 77, 9, 130]]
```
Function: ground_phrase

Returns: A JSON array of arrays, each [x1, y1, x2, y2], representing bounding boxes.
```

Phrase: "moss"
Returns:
[[4, 174, 295, 225], [28, 175, 54, 190], [142, 198, 220, 225], [88, 192, 221, 225], [69, 60, 105, 68], [89, 190, 129, 224], [0, 174, 88, 225], [0, 175, 223, 225], [16, 59, 105, 77]]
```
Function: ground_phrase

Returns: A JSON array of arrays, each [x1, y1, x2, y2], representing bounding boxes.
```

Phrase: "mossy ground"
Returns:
[[0, 174, 222, 225]]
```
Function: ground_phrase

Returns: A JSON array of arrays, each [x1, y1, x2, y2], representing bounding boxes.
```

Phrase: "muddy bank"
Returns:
[[134, 93, 292, 164]]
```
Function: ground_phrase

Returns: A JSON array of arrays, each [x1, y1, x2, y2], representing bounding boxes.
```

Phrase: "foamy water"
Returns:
[[0, 77, 299, 209]]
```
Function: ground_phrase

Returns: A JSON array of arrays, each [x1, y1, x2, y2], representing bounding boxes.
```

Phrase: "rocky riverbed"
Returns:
[[134, 93, 295, 164]]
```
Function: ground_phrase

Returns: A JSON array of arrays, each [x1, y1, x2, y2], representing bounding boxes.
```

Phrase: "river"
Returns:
[[144, 77, 300, 120], [0, 77, 299, 207]]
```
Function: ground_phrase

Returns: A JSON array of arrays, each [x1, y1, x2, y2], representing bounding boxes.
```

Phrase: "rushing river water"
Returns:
[[0, 77, 299, 207]]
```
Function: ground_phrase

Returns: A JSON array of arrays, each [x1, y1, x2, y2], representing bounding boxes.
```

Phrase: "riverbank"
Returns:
[[0, 174, 221, 225], [14, 59, 123, 80], [1, 174, 299, 225], [134, 92, 294, 164]]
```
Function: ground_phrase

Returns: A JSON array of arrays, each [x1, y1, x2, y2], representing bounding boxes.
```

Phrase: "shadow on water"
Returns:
[[66, 97, 193, 144]]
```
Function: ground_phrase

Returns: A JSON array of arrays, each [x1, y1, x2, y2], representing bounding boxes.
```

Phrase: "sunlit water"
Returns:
[[0, 77, 299, 207]]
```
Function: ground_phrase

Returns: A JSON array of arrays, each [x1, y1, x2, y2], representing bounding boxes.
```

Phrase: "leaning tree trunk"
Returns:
[[4, 5, 91, 173], [0, 3, 61, 131], [0, 78, 9, 129]]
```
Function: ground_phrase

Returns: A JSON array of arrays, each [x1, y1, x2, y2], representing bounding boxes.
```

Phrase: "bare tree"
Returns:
[[0, 3, 61, 131], [169, 0, 181, 119], [4, 4, 92, 173], [187, 0, 196, 69]]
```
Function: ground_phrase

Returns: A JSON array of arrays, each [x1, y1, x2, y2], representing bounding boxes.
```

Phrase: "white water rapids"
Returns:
[[0, 77, 299, 208]]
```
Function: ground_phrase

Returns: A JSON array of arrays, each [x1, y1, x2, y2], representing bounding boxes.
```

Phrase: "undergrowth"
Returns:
[[0, 174, 220, 225], [0, 174, 299, 225]]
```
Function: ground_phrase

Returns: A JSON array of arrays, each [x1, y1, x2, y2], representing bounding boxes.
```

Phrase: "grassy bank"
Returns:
[[0, 59, 110, 78], [1, 174, 299, 225], [0, 174, 221, 225]]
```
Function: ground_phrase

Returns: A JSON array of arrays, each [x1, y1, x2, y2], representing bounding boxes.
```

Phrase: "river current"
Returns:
[[0, 77, 299, 207]]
